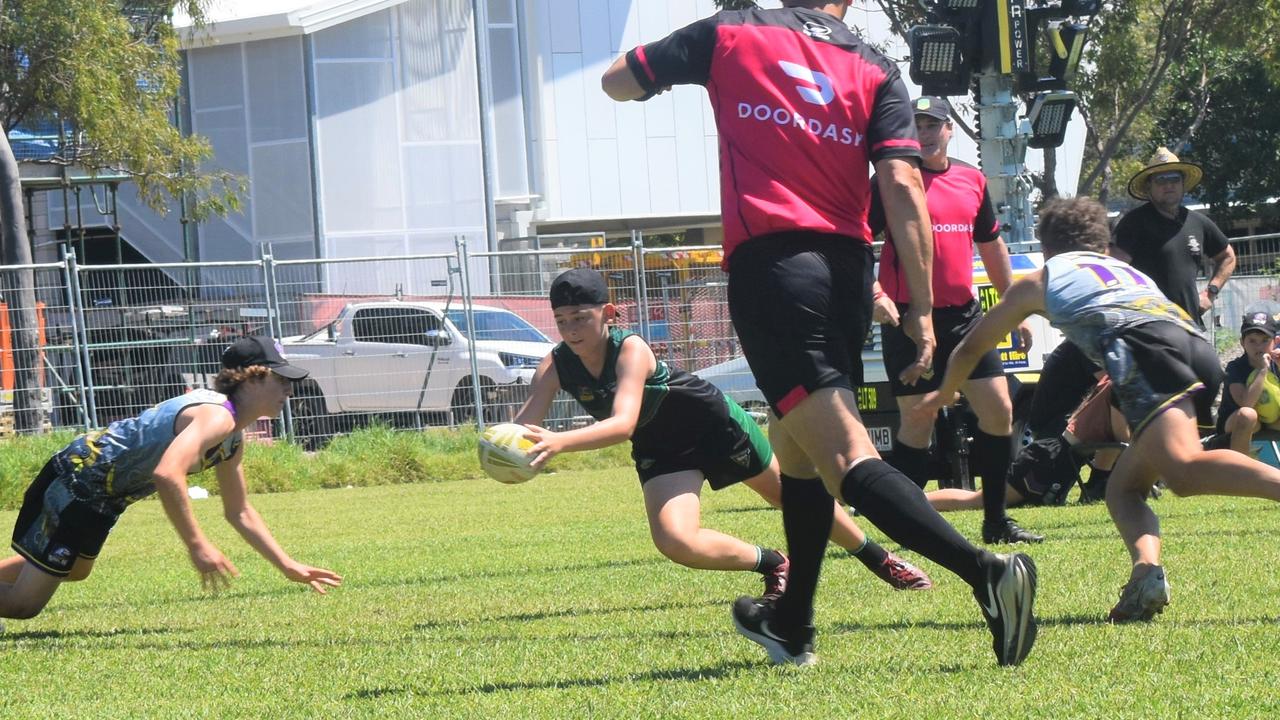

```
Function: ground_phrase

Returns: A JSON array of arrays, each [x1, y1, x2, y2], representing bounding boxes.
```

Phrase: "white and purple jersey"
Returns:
[[1042, 251, 1201, 365], [51, 389, 243, 515]]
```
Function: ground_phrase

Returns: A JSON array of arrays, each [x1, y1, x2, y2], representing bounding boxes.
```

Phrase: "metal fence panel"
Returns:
[[0, 262, 78, 435], [272, 251, 478, 448], [74, 260, 271, 433], [470, 244, 637, 429]]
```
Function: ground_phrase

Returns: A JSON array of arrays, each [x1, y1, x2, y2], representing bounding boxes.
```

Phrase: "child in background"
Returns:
[[1216, 311, 1280, 454]]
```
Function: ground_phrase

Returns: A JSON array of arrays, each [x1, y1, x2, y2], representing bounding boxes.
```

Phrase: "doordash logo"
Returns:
[[778, 60, 833, 106]]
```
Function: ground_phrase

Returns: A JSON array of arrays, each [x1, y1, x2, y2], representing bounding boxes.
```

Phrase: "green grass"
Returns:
[[3, 472, 1280, 718], [0, 425, 632, 508]]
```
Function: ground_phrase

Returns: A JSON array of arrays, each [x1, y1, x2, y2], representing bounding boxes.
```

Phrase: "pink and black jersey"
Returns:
[[625, 8, 921, 266], [870, 159, 999, 307]]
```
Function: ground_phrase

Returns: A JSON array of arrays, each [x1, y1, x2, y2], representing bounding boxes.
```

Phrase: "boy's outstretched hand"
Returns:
[[282, 562, 343, 594]]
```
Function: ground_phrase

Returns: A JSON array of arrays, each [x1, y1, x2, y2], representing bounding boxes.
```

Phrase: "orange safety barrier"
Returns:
[[0, 301, 47, 392]]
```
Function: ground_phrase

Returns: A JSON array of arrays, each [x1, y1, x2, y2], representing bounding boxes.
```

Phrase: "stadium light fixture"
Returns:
[[1026, 91, 1077, 148], [908, 24, 971, 97]]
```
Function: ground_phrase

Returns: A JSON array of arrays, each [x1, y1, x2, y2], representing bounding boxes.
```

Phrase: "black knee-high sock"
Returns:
[[972, 429, 1012, 526], [890, 439, 932, 489], [840, 459, 988, 588], [773, 474, 834, 629]]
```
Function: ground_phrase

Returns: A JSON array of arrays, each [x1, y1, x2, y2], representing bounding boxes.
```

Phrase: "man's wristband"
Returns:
[[1207, 283, 1221, 298]]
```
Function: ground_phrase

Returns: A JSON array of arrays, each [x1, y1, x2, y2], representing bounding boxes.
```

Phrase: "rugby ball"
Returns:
[[1248, 369, 1280, 425], [478, 423, 539, 484]]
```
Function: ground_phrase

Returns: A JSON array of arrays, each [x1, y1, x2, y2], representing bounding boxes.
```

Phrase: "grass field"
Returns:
[[2, 468, 1279, 719]]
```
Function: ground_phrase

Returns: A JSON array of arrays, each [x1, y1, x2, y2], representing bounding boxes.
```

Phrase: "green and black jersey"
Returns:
[[552, 326, 771, 486]]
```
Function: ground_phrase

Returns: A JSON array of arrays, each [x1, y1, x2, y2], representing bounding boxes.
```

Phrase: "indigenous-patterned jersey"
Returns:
[[50, 389, 243, 515], [1042, 251, 1201, 365], [625, 7, 920, 266], [552, 327, 727, 447], [872, 159, 999, 307]]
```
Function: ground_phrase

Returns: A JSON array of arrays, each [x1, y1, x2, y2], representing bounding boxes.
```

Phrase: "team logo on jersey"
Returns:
[[1187, 234, 1201, 257], [802, 21, 832, 40], [778, 61, 834, 106], [48, 544, 74, 568], [578, 389, 595, 403]]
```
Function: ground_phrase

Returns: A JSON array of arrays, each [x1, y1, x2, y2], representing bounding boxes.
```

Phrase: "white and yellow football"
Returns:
[[1248, 368, 1280, 426], [477, 423, 540, 484]]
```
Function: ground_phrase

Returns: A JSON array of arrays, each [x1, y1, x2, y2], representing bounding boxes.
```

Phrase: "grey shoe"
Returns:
[[1108, 565, 1170, 623]]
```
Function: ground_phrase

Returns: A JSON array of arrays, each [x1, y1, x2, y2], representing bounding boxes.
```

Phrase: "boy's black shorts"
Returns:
[[1103, 321, 1223, 436], [881, 299, 1005, 397], [12, 458, 118, 577], [727, 232, 874, 418], [633, 396, 773, 489]]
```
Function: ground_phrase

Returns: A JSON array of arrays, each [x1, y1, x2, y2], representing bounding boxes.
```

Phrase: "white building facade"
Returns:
[[34, 0, 1084, 289]]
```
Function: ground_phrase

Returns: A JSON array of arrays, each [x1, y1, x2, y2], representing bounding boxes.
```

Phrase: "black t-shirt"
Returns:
[[1217, 353, 1273, 432], [1111, 203, 1229, 328]]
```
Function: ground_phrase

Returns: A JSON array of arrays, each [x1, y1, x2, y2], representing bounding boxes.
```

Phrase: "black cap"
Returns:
[[550, 268, 610, 309], [222, 335, 309, 380], [913, 96, 952, 121], [1241, 311, 1278, 339]]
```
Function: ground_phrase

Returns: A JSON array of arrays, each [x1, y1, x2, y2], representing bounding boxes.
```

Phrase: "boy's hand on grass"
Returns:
[[522, 425, 565, 470], [282, 562, 343, 594], [190, 540, 239, 592]]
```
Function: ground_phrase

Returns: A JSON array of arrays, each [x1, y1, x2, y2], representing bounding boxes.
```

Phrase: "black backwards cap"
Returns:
[[222, 335, 310, 380], [549, 268, 610, 308], [1241, 311, 1278, 340]]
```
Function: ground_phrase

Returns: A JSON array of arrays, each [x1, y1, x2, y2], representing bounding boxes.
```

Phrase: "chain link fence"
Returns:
[[0, 235, 755, 448], [7, 232, 1278, 448]]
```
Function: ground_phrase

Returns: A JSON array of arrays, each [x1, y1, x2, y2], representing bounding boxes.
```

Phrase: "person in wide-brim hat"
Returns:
[[1128, 146, 1203, 201]]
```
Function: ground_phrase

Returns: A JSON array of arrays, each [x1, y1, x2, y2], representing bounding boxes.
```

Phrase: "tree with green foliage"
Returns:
[[1157, 53, 1280, 216], [1076, 0, 1280, 202], [0, 0, 240, 431]]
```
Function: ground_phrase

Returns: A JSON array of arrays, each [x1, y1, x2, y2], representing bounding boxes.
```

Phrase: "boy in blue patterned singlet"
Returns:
[[0, 336, 342, 623], [916, 197, 1280, 623], [514, 269, 932, 601]]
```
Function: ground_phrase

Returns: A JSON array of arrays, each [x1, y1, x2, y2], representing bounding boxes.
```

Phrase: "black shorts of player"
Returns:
[[727, 232, 874, 418], [1102, 321, 1223, 437], [12, 458, 119, 577], [881, 298, 1005, 397], [632, 396, 773, 489]]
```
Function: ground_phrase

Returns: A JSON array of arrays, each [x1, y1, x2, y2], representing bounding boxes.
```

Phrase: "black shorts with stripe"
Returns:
[[881, 298, 1005, 397], [1102, 321, 1223, 436], [12, 458, 118, 577], [727, 232, 874, 418], [632, 396, 773, 489]]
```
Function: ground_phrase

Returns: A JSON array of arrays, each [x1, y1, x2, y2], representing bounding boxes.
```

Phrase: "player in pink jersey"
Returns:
[[869, 96, 1042, 545], [603, 1, 1037, 668]]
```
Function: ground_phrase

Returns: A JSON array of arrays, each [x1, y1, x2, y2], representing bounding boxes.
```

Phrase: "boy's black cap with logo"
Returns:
[[550, 269, 610, 309]]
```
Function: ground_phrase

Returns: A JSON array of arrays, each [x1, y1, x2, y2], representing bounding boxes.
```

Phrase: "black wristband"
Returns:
[[1207, 284, 1220, 296]]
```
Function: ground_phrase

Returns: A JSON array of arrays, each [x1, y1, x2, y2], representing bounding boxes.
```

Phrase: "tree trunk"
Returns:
[[1040, 147, 1059, 201], [0, 129, 44, 432]]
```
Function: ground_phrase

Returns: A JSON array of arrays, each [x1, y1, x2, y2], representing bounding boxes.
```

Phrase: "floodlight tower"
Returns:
[[909, 0, 1098, 248]]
